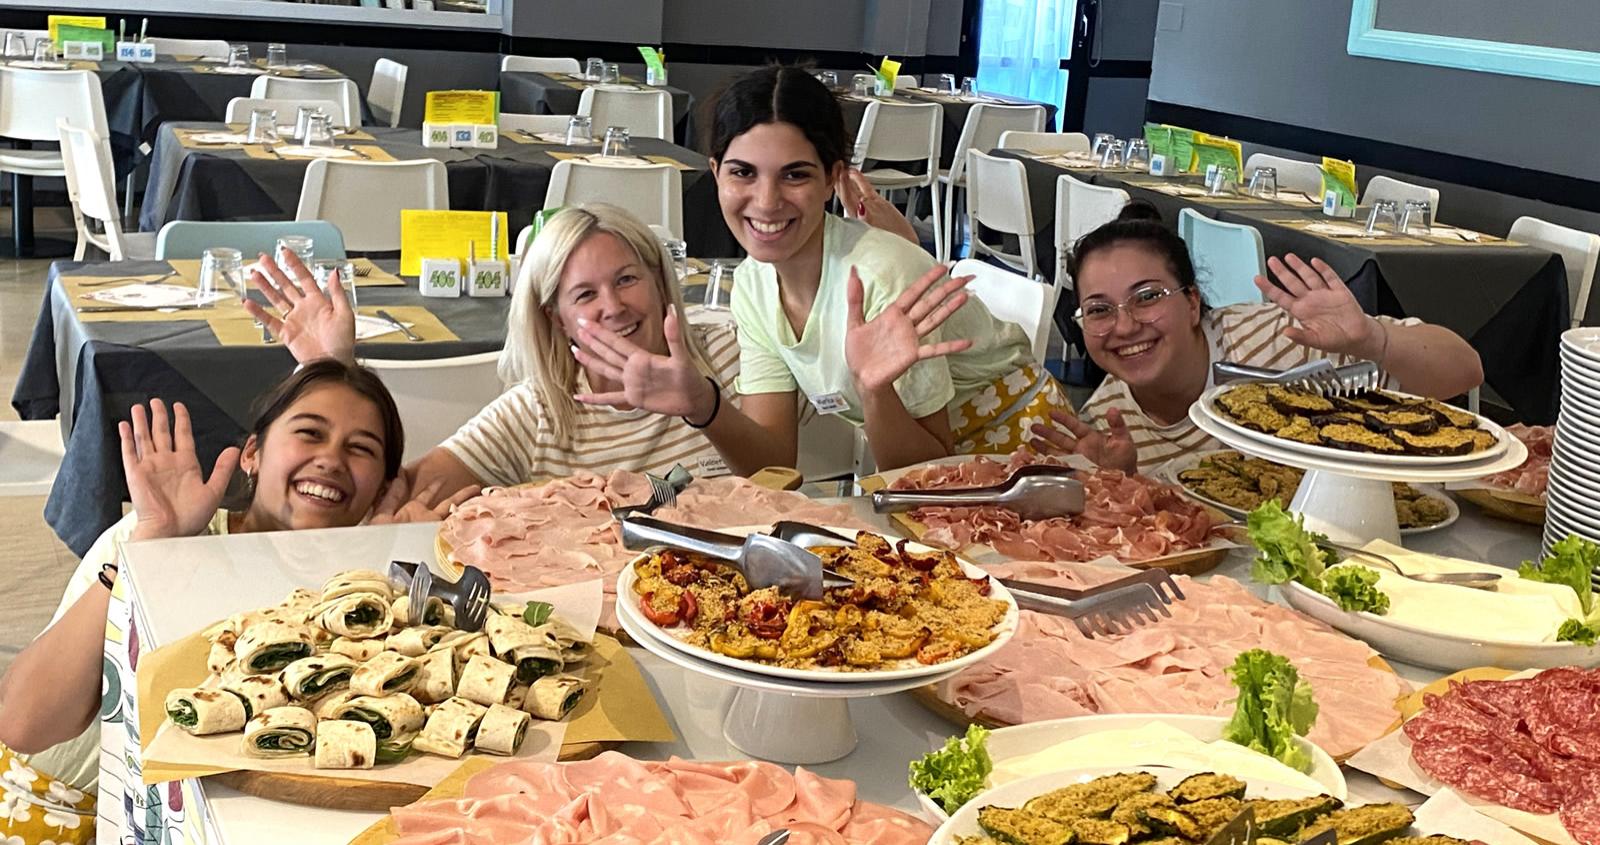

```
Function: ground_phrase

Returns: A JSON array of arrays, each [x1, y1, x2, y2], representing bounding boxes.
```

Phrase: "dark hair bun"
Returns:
[[1116, 199, 1163, 223]]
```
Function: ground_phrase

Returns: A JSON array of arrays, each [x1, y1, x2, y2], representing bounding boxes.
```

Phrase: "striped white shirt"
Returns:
[[442, 322, 743, 483], [1080, 304, 1418, 474]]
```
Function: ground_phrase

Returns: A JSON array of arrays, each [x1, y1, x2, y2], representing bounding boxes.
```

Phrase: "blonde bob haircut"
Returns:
[[500, 204, 713, 438]]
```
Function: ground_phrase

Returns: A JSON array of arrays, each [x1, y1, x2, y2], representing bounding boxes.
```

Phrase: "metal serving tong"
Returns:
[[620, 515, 836, 600], [1213, 359, 1382, 397], [870, 465, 1087, 520], [388, 560, 493, 631], [1316, 539, 1501, 590]]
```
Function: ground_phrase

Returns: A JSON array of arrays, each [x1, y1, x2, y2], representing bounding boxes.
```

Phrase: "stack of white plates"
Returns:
[[1547, 328, 1600, 589]]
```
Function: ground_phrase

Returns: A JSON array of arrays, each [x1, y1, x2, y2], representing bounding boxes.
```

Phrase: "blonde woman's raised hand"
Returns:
[[845, 265, 973, 394], [572, 307, 719, 421], [1254, 254, 1383, 358], [838, 168, 918, 245], [244, 251, 356, 365], [119, 399, 239, 541]]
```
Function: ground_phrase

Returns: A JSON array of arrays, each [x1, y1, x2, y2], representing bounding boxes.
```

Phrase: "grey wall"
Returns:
[[1374, 0, 1600, 52], [289, 43, 500, 128], [507, 0, 662, 42], [1147, 0, 1600, 182]]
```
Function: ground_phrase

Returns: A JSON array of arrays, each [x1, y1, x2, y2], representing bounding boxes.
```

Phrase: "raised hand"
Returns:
[[837, 168, 918, 245], [1028, 407, 1138, 475], [1254, 254, 1381, 358], [572, 307, 719, 420], [845, 265, 974, 395], [119, 399, 240, 541], [243, 251, 356, 365]]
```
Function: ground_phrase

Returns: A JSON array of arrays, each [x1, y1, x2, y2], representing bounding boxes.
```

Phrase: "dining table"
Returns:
[[838, 88, 1059, 170], [498, 70, 697, 146], [135, 121, 739, 258], [999, 151, 1570, 425]]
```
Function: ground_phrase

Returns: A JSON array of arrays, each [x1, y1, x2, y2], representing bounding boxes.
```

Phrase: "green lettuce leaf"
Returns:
[[1519, 534, 1598, 615], [1246, 501, 1334, 590], [909, 723, 992, 815], [1557, 618, 1598, 646], [523, 600, 555, 627], [1221, 649, 1319, 773], [1321, 567, 1391, 614]]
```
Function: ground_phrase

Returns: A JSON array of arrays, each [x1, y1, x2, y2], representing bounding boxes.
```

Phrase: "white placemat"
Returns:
[[82, 283, 229, 308]]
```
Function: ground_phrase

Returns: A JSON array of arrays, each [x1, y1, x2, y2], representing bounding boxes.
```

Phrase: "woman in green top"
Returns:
[[570, 65, 1071, 472]]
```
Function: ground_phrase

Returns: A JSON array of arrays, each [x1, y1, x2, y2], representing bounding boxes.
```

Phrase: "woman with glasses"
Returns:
[[1029, 201, 1483, 474]]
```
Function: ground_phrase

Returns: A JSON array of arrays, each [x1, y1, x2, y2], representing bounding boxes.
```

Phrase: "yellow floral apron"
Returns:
[[949, 364, 1075, 455], [0, 742, 95, 845]]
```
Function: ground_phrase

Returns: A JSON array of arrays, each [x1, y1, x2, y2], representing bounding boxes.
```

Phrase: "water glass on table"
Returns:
[[246, 108, 279, 144], [602, 63, 621, 84], [584, 57, 604, 81], [851, 73, 874, 97], [1399, 199, 1433, 235], [228, 44, 250, 68], [31, 39, 54, 63], [1099, 139, 1126, 169], [200, 247, 244, 310], [276, 236, 314, 276], [1207, 166, 1238, 195], [565, 115, 593, 145], [312, 259, 358, 308], [960, 77, 977, 98], [292, 105, 320, 141], [704, 260, 735, 310], [266, 43, 287, 69], [1365, 199, 1402, 235], [1091, 132, 1115, 160], [1124, 139, 1151, 171], [938, 73, 958, 95], [662, 237, 688, 281], [4, 32, 27, 58], [302, 113, 336, 148], [600, 126, 631, 157], [1247, 166, 1278, 198], [816, 71, 838, 89]]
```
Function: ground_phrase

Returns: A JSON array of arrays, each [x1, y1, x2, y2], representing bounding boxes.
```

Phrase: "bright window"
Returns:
[[975, 0, 1072, 113]]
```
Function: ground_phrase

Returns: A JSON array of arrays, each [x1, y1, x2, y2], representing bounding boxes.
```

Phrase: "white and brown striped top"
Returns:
[[1079, 303, 1418, 474], [442, 321, 743, 484]]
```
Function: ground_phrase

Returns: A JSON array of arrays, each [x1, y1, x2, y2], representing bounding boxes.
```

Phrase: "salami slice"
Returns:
[[1557, 771, 1600, 845]]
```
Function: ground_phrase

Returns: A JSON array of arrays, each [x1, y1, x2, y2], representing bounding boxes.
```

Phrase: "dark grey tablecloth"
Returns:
[[839, 90, 1059, 170], [1001, 152, 1568, 425], [10, 259, 511, 556], [499, 72, 696, 147], [137, 123, 739, 258]]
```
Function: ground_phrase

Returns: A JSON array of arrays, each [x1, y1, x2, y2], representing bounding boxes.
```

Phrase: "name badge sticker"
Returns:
[[808, 392, 850, 415], [696, 455, 729, 477]]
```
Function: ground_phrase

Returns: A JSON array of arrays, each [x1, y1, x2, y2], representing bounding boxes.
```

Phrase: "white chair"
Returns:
[[0, 69, 108, 248], [953, 258, 1053, 365], [1509, 216, 1600, 327], [852, 100, 943, 255], [369, 58, 407, 128], [0, 420, 65, 497], [363, 352, 505, 464], [893, 74, 920, 90], [1243, 153, 1323, 197], [225, 97, 343, 125], [938, 104, 1045, 261], [577, 87, 672, 141], [57, 121, 154, 261], [294, 159, 449, 252], [501, 56, 581, 74], [145, 37, 232, 59], [544, 160, 682, 239], [999, 130, 1090, 155], [1054, 175, 1128, 299], [1361, 175, 1441, 214], [499, 112, 572, 134], [251, 76, 362, 129], [964, 149, 1037, 279], [1177, 208, 1265, 308]]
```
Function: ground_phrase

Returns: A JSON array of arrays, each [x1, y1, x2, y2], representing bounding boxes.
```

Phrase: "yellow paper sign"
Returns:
[[48, 14, 106, 43], [424, 90, 499, 126], [1320, 157, 1357, 196], [878, 56, 901, 89], [399, 210, 510, 276], [1191, 132, 1243, 174]]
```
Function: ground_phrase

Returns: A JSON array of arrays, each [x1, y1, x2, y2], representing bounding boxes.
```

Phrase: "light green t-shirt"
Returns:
[[730, 214, 1031, 426]]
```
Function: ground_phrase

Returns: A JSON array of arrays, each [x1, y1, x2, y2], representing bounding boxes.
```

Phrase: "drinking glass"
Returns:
[[199, 247, 244, 310], [4, 32, 27, 58], [246, 108, 278, 143], [293, 105, 319, 141], [565, 115, 593, 145], [32, 39, 54, 63], [1124, 139, 1150, 171], [228, 44, 250, 68], [1399, 199, 1433, 234], [1365, 199, 1401, 235], [266, 43, 287, 69], [1099, 139, 1125, 169], [312, 259, 358, 307], [600, 126, 631, 157], [851, 74, 873, 97], [936, 73, 957, 95], [602, 63, 621, 84], [584, 57, 604, 80], [662, 237, 688, 281], [960, 77, 977, 98], [1091, 133, 1115, 160], [817, 71, 838, 89], [705, 260, 735, 310], [302, 113, 335, 148], [1247, 166, 1278, 198], [1208, 167, 1238, 195], [276, 236, 314, 275]]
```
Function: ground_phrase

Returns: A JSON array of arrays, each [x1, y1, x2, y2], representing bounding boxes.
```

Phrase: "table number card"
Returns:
[[419, 258, 462, 298], [424, 90, 500, 149], [116, 41, 156, 62], [468, 258, 508, 297]]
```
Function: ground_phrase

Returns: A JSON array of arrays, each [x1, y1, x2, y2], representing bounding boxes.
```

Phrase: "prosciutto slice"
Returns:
[[933, 576, 1409, 759], [387, 751, 932, 845], [1483, 424, 1552, 498]]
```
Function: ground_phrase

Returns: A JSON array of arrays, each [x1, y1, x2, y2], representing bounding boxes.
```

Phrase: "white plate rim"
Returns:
[[1197, 384, 1511, 467], [615, 530, 1019, 684]]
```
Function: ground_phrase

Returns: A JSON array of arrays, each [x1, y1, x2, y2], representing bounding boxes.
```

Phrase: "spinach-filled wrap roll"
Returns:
[[432, 630, 492, 669], [233, 620, 315, 674], [349, 652, 421, 697], [330, 636, 386, 662], [410, 649, 456, 705], [282, 655, 357, 700], [456, 654, 515, 707], [391, 595, 449, 627], [314, 594, 393, 639], [387, 625, 451, 657], [331, 693, 425, 740], [533, 618, 590, 655], [314, 720, 375, 769], [241, 706, 316, 758], [220, 674, 288, 719], [412, 696, 488, 758], [206, 640, 235, 676], [282, 587, 320, 612], [503, 683, 529, 711], [165, 688, 246, 735], [475, 703, 531, 756], [508, 643, 565, 685], [310, 690, 360, 720], [485, 613, 543, 656], [320, 569, 393, 603], [525, 675, 587, 721]]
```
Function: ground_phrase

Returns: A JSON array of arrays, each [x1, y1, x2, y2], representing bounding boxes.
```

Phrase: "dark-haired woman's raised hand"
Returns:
[[120, 399, 239, 542], [571, 307, 718, 419], [845, 265, 974, 394], [1028, 408, 1138, 475], [243, 251, 356, 366], [1254, 254, 1381, 358]]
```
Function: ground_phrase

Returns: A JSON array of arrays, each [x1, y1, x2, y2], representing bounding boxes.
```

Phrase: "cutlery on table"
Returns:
[[375, 308, 424, 342], [870, 465, 1087, 520], [77, 303, 206, 313], [75, 271, 180, 288]]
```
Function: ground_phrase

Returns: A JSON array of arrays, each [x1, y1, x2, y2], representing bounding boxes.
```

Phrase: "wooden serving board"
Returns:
[[1454, 487, 1546, 527]]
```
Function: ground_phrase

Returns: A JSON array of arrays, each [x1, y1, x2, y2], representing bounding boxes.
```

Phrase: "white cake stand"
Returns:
[[1189, 387, 1529, 545]]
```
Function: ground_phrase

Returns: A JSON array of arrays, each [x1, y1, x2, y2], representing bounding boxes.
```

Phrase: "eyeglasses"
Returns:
[[1073, 286, 1185, 335]]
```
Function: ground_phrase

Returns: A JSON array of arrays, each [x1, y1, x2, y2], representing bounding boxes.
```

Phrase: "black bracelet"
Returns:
[[683, 376, 721, 429], [98, 563, 118, 591]]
